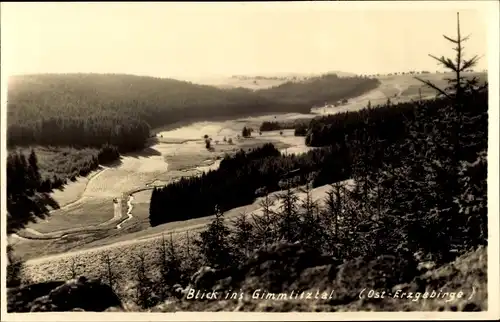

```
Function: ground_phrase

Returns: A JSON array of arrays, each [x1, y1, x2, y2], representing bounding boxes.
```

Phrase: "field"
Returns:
[[185, 76, 289, 90], [181, 72, 356, 90], [11, 71, 488, 277], [310, 71, 487, 116], [25, 198, 115, 234]]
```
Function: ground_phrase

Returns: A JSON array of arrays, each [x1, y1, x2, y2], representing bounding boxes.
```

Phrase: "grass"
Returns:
[[126, 203, 151, 224], [48, 167, 105, 207], [21, 229, 193, 284], [165, 138, 291, 171], [191, 77, 290, 90]]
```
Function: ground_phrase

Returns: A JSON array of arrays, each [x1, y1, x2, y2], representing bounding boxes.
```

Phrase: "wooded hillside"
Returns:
[[7, 73, 379, 150]]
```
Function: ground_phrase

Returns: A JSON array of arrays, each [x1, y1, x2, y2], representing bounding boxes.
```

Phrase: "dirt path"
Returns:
[[24, 223, 208, 266], [49, 167, 108, 211]]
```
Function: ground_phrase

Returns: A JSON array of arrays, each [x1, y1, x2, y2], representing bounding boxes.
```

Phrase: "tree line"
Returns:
[[9, 116, 150, 153], [259, 120, 309, 136], [6, 150, 59, 234]]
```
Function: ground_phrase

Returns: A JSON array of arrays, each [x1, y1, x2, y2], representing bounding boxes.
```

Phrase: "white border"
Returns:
[[1, 1, 499, 321]]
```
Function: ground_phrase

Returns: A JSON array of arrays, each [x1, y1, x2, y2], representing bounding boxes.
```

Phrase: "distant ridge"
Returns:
[[182, 71, 358, 90]]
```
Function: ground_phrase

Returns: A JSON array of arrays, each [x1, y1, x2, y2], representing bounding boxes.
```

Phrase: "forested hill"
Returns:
[[257, 74, 379, 106], [6, 74, 269, 151], [7, 73, 379, 151]]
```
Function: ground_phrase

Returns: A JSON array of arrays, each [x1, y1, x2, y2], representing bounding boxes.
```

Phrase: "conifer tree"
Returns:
[[197, 205, 233, 268], [6, 150, 58, 233], [276, 187, 300, 242], [322, 181, 347, 256], [100, 252, 120, 292], [252, 193, 278, 247], [401, 11, 489, 261], [298, 182, 324, 249], [156, 233, 182, 299], [230, 211, 256, 261], [28, 149, 41, 193], [6, 245, 25, 287], [131, 251, 157, 308], [415, 12, 484, 103]]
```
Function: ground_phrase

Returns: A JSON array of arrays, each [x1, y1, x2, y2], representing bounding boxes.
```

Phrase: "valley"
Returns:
[[3, 4, 493, 315], [6, 70, 487, 286], [8, 72, 471, 265]]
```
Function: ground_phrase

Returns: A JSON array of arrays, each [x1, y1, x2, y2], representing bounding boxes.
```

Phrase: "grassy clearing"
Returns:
[[309, 72, 487, 117], [25, 198, 115, 234], [82, 161, 167, 199], [164, 138, 292, 171], [8, 238, 56, 265], [189, 77, 289, 90], [12, 137, 298, 262], [125, 203, 151, 224], [48, 168, 105, 207]]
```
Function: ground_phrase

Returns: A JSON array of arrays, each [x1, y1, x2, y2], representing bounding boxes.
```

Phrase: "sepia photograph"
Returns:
[[1, 1, 499, 320]]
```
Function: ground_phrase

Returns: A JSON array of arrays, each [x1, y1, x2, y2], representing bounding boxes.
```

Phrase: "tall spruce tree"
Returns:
[[197, 205, 233, 269], [6, 150, 59, 287], [276, 186, 300, 242]]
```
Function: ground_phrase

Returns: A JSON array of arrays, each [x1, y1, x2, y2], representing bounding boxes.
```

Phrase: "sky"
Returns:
[[1, 1, 494, 80]]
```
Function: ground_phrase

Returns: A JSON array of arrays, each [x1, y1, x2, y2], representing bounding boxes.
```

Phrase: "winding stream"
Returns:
[[117, 196, 134, 229]]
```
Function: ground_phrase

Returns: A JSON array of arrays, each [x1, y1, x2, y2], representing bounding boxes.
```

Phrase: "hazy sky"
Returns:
[[1, 2, 494, 80]]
